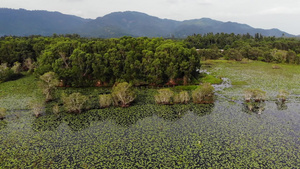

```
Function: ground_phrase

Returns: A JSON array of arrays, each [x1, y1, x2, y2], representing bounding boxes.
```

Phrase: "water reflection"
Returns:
[[275, 101, 288, 110], [243, 102, 266, 115], [32, 103, 215, 131]]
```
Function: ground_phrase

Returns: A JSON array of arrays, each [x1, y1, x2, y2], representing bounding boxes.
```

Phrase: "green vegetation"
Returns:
[[111, 82, 136, 107], [173, 91, 190, 104], [154, 88, 174, 104], [277, 89, 289, 102], [29, 100, 45, 118], [0, 34, 300, 168], [39, 72, 59, 101], [0, 108, 6, 120], [0, 63, 14, 83], [62, 92, 88, 113], [52, 103, 60, 116], [99, 94, 113, 108], [244, 89, 266, 102], [200, 74, 222, 84], [192, 83, 214, 104]]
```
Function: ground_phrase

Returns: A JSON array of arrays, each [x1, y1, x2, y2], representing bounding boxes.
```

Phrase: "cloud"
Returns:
[[259, 7, 300, 15]]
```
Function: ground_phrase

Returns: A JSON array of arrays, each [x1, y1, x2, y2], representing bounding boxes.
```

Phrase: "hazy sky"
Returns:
[[1, 0, 300, 35]]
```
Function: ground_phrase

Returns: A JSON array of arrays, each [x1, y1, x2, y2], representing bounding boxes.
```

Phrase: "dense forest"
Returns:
[[1, 33, 300, 87]]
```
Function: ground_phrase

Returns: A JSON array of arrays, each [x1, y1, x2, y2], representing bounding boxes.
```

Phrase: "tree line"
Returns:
[[1, 33, 300, 86], [0, 35, 200, 86], [185, 33, 300, 63]]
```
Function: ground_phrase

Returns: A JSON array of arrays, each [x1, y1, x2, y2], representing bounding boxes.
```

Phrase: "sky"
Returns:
[[1, 0, 300, 35]]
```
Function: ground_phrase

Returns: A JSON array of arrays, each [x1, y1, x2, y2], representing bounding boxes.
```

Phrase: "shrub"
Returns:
[[154, 88, 174, 104], [111, 82, 136, 107], [0, 108, 6, 120], [29, 101, 45, 118], [99, 94, 113, 108], [0, 63, 14, 83], [240, 58, 250, 64], [272, 64, 281, 69], [52, 104, 60, 116], [277, 89, 289, 102], [11, 62, 22, 74], [173, 91, 190, 104], [192, 83, 214, 104], [62, 92, 88, 113], [244, 89, 266, 102], [245, 102, 265, 114], [24, 58, 35, 72], [39, 72, 60, 101]]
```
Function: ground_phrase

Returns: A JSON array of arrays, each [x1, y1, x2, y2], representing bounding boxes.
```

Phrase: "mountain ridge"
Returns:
[[0, 8, 294, 38]]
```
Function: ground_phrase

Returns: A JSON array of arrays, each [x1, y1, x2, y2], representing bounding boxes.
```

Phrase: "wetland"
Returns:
[[0, 60, 299, 168]]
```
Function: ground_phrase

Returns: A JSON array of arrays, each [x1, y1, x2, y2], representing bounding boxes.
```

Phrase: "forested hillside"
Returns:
[[0, 8, 294, 38]]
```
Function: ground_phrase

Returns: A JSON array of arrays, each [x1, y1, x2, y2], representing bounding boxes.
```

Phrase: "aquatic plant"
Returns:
[[192, 83, 214, 104], [277, 89, 289, 102], [173, 91, 190, 104], [99, 94, 113, 108], [29, 101, 45, 118], [62, 92, 88, 113], [39, 72, 59, 102], [111, 82, 136, 107], [0, 108, 6, 120], [52, 104, 60, 116], [244, 89, 266, 102], [154, 88, 174, 104], [244, 102, 266, 114]]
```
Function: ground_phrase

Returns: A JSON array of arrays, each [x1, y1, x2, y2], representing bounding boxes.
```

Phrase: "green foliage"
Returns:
[[173, 85, 198, 91], [192, 83, 214, 104], [200, 74, 222, 84], [154, 88, 174, 104], [32, 37, 200, 86], [29, 100, 45, 118], [11, 62, 22, 74], [244, 89, 266, 102], [111, 82, 136, 107], [0, 63, 14, 83], [99, 94, 113, 108], [277, 89, 289, 102], [62, 92, 88, 113], [52, 104, 60, 116], [225, 49, 243, 61], [23, 58, 35, 72], [39, 72, 59, 101], [173, 91, 190, 104], [0, 108, 6, 119]]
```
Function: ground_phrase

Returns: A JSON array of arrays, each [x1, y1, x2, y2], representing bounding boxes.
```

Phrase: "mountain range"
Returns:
[[0, 8, 294, 38]]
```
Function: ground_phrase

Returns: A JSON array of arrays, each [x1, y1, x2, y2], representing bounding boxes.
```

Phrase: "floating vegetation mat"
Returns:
[[0, 100, 299, 168]]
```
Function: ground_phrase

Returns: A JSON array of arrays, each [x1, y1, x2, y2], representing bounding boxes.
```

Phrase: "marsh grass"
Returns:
[[203, 60, 300, 100], [154, 88, 174, 104], [99, 94, 113, 108], [200, 74, 223, 84], [0, 75, 43, 111], [62, 92, 88, 113]]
